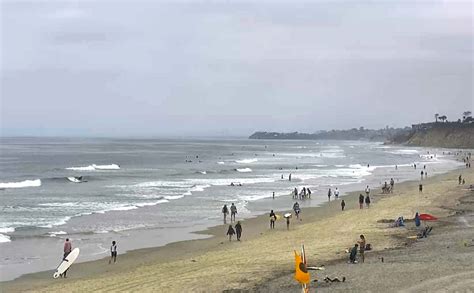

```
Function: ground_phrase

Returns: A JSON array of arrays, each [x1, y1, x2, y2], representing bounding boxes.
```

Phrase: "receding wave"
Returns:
[[0, 179, 41, 189], [66, 164, 120, 171], [235, 158, 258, 164]]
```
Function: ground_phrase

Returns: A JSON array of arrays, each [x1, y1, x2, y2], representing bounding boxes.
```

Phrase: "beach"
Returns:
[[2, 161, 473, 292]]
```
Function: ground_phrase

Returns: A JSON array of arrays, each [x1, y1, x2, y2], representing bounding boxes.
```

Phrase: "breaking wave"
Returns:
[[66, 164, 120, 171], [0, 179, 41, 189]]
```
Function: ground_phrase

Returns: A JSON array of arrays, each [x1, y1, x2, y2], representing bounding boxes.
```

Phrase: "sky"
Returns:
[[1, 0, 472, 137]]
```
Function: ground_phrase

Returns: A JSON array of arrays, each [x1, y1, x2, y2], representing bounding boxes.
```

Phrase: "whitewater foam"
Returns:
[[0, 179, 41, 189], [66, 164, 120, 171], [0, 234, 11, 243], [235, 158, 258, 164], [0, 227, 15, 233], [236, 168, 252, 173]]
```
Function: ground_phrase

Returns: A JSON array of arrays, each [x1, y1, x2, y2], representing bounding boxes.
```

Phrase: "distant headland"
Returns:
[[249, 111, 474, 149]]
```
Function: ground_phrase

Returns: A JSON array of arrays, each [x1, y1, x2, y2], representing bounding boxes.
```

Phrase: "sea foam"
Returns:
[[0, 179, 41, 189]]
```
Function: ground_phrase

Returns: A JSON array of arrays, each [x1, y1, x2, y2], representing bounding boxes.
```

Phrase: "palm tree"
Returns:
[[434, 113, 439, 123], [439, 115, 447, 122], [463, 111, 472, 121]]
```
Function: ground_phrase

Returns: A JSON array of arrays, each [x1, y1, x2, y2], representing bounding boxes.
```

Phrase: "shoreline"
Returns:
[[2, 163, 472, 292]]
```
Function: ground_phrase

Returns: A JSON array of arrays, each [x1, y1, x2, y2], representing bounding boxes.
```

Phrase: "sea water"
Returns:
[[0, 137, 464, 280]]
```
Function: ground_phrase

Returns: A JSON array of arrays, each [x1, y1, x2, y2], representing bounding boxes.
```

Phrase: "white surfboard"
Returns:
[[67, 177, 81, 183], [53, 248, 80, 278], [284, 213, 292, 218]]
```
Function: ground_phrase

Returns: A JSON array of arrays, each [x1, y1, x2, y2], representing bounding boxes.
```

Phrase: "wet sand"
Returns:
[[1, 167, 473, 292]]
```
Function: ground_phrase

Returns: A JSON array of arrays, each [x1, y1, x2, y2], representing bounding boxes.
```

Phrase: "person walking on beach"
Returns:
[[293, 202, 301, 220], [341, 199, 346, 211], [269, 210, 276, 229], [61, 238, 72, 278], [235, 221, 242, 241], [226, 225, 235, 241], [419, 183, 423, 193], [359, 194, 364, 209], [109, 241, 117, 264], [358, 235, 366, 263], [230, 203, 237, 222], [390, 178, 395, 191], [328, 188, 332, 201], [459, 174, 462, 185], [415, 212, 421, 227], [365, 185, 370, 197], [286, 215, 290, 230], [365, 194, 371, 208], [222, 204, 229, 223], [294, 188, 298, 199], [349, 244, 358, 263], [334, 187, 340, 199]]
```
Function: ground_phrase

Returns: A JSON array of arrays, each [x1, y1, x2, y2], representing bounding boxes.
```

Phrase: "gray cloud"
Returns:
[[1, 0, 472, 137]]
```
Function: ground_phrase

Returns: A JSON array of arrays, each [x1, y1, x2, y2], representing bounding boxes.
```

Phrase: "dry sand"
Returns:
[[2, 167, 473, 293]]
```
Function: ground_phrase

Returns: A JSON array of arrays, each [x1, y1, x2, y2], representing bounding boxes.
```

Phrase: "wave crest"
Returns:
[[0, 179, 41, 189]]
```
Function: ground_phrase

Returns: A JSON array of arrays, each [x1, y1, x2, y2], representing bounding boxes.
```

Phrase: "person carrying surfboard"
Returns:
[[61, 238, 72, 278]]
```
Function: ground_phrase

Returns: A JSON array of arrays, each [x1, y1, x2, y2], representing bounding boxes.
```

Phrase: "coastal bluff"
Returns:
[[393, 122, 474, 149]]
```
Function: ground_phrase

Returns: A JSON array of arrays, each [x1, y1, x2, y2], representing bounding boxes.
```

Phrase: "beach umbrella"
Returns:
[[418, 214, 438, 221]]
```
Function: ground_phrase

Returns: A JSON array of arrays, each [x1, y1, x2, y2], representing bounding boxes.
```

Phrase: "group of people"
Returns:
[[358, 193, 371, 209], [381, 178, 395, 194], [349, 235, 368, 264], [293, 187, 312, 199], [226, 221, 243, 241], [222, 203, 238, 223], [58, 238, 117, 278], [327, 187, 340, 201]]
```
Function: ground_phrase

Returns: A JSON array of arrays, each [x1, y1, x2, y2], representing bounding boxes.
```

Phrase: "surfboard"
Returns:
[[284, 213, 292, 218], [275, 214, 282, 220], [67, 177, 82, 183], [53, 248, 80, 278]]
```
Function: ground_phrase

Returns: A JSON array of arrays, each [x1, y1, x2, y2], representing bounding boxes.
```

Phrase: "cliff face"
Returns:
[[405, 125, 474, 148]]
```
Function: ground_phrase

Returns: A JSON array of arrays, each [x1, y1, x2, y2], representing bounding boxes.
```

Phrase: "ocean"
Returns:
[[0, 137, 464, 280]]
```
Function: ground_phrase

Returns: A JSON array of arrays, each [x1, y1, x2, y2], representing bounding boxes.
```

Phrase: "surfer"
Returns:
[[334, 187, 340, 199], [269, 210, 276, 229], [61, 239, 72, 278], [289, 173, 292, 181], [307, 188, 312, 198], [272, 192, 275, 199], [341, 199, 346, 211], [226, 225, 235, 241], [222, 205, 229, 223], [109, 241, 117, 264], [235, 221, 242, 241], [230, 203, 237, 222]]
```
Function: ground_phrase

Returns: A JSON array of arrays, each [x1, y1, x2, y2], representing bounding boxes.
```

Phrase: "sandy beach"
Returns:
[[2, 166, 473, 292]]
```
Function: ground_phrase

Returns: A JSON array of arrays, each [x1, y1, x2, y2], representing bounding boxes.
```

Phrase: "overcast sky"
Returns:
[[1, 0, 472, 137]]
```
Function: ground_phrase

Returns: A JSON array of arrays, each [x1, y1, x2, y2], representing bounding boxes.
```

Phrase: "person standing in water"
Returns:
[[341, 200, 346, 211], [289, 173, 292, 181], [359, 194, 364, 209], [222, 204, 229, 223], [61, 238, 72, 278], [334, 187, 340, 199], [230, 203, 237, 222], [328, 188, 332, 201], [109, 241, 117, 264], [272, 191, 275, 199], [235, 221, 242, 241], [226, 225, 235, 241]]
